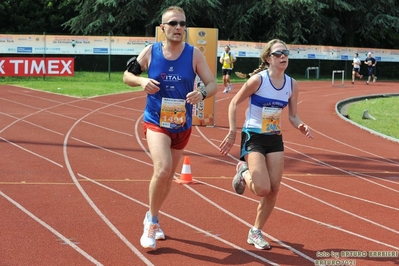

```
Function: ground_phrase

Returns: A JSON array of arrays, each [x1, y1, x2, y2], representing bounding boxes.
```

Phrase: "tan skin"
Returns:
[[219, 42, 313, 230], [123, 9, 217, 219]]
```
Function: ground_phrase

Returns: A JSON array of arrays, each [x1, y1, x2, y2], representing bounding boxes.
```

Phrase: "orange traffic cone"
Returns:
[[174, 156, 196, 184]]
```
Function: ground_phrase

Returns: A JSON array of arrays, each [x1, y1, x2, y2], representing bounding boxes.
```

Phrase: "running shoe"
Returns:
[[232, 161, 248, 194], [140, 222, 159, 249], [247, 228, 271, 250], [366, 81, 369, 85], [373, 76, 377, 82], [223, 88, 229, 93], [229, 83, 233, 91], [143, 215, 165, 240], [351, 81, 354, 85], [359, 75, 363, 80]]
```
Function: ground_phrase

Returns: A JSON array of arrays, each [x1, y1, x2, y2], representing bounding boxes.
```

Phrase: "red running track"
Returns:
[[1, 81, 398, 266]]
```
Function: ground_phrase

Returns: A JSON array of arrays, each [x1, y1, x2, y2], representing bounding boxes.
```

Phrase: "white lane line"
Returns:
[[0, 112, 64, 136], [283, 177, 399, 211], [62, 97, 155, 266], [308, 127, 399, 165], [71, 137, 152, 166], [285, 140, 399, 167], [0, 191, 103, 266], [80, 125, 398, 239], [0, 136, 64, 168], [77, 174, 280, 266], [81, 121, 134, 137], [198, 181, 399, 251], [285, 145, 399, 193], [194, 126, 399, 251], [282, 182, 399, 234]]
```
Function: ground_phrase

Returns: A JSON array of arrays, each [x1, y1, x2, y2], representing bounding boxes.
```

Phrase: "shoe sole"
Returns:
[[232, 173, 245, 194], [140, 243, 156, 249], [247, 239, 271, 250], [232, 162, 247, 194]]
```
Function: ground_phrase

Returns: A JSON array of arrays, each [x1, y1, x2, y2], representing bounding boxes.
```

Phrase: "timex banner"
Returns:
[[0, 57, 74, 76]]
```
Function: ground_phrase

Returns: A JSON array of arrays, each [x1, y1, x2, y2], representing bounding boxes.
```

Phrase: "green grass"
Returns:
[[347, 96, 399, 139], [0, 71, 244, 97], [0, 72, 135, 97]]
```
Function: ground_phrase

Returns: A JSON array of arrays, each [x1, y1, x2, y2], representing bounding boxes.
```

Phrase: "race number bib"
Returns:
[[159, 98, 186, 129], [261, 107, 282, 134]]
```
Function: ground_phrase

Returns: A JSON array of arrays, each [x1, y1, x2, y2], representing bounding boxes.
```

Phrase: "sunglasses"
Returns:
[[271, 50, 290, 57], [163, 21, 187, 27]]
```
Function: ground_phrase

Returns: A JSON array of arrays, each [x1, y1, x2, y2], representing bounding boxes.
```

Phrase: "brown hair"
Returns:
[[249, 39, 288, 76]]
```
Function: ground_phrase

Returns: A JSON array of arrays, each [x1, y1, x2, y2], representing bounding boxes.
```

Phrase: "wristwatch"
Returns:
[[200, 89, 207, 100]]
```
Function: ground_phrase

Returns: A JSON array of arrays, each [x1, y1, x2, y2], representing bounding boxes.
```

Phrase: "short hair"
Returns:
[[162, 6, 185, 21]]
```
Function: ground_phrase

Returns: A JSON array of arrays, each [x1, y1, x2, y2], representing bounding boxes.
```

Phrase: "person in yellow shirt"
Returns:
[[219, 45, 237, 93]]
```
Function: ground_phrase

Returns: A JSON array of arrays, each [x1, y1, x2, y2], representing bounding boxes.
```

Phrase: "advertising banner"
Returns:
[[0, 57, 74, 76], [1, 34, 398, 62], [187, 28, 218, 127]]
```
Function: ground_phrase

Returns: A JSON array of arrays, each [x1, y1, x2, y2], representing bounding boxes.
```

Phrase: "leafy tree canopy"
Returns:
[[1, 0, 398, 49]]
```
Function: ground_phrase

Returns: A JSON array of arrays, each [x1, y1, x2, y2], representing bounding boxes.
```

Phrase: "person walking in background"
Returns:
[[123, 6, 217, 250], [220, 45, 236, 93], [365, 52, 377, 84], [219, 39, 313, 250], [351, 53, 363, 84]]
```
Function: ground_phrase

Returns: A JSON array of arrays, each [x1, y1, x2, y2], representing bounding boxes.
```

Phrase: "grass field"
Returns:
[[1, 71, 397, 140], [346, 96, 399, 140], [0, 71, 249, 97]]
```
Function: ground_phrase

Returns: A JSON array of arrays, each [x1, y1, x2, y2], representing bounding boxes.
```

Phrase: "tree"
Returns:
[[2, 0, 398, 49], [62, 0, 222, 36], [0, 0, 76, 34]]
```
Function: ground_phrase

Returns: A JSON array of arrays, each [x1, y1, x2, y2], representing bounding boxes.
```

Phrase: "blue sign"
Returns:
[[238, 51, 246, 57], [307, 54, 316, 59], [341, 55, 348, 60], [17, 47, 33, 53], [93, 48, 108, 54]]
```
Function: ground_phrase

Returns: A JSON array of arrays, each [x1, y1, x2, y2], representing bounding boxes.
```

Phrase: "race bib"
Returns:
[[261, 107, 282, 134], [159, 98, 186, 129]]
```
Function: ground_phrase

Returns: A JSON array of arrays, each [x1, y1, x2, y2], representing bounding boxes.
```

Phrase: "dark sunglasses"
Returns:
[[271, 50, 290, 57], [163, 21, 187, 27]]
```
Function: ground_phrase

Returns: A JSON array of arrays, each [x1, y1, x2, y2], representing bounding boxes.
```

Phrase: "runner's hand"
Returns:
[[141, 78, 160, 94], [298, 123, 313, 139]]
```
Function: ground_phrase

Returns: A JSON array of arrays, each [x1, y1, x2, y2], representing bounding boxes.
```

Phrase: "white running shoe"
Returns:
[[223, 88, 229, 93], [140, 222, 159, 249], [143, 215, 165, 240], [229, 83, 233, 91], [373, 76, 377, 82], [232, 161, 248, 194], [247, 228, 271, 250]]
